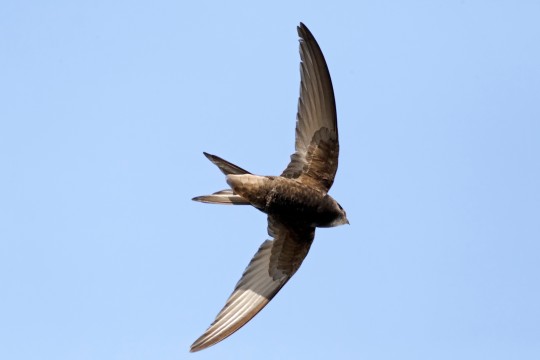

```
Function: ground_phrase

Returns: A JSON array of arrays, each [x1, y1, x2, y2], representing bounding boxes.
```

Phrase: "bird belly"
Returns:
[[227, 174, 336, 226]]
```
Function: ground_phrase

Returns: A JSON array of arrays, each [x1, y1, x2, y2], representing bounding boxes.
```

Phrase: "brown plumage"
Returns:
[[190, 23, 348, 352]]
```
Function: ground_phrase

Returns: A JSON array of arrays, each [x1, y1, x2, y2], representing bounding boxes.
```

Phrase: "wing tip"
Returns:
[[190, 330, 215, 352], [189, 342, 205, 353], [189, 328, 230, 353], [297, 22, 313, 41]]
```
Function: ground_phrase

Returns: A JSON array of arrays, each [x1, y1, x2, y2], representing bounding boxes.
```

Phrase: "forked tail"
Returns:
[[192, 152, 251, 205]]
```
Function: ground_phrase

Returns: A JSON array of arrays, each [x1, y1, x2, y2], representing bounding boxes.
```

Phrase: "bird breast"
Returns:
[[226, 174, 339, 227]]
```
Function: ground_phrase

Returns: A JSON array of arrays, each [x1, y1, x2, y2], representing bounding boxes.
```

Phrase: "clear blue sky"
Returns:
[[1, 1, 539, 359]]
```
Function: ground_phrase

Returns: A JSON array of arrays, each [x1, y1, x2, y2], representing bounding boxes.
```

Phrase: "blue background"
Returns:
[[1, 1, 539, 359]]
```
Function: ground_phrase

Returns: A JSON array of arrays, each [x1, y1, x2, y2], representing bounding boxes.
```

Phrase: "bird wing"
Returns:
[[281, 23, 339, 192], [190, 217, 315, 352]]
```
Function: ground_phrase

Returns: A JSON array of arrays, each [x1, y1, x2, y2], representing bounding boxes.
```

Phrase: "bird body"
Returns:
[[226, 174, 347, 228], [190, 23, 348, 352]]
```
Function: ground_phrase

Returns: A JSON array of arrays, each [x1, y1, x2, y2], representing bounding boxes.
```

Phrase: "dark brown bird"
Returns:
[[190, 23, 348, 352]]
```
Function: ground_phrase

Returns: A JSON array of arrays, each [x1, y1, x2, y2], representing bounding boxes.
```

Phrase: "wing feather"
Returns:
[[190, 218, 315, 352], [281, 23, 339, 192]]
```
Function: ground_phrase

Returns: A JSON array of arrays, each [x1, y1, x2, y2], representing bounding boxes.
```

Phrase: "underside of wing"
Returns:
[[190, 218, 315, 352], [281, 23, 339, 192]]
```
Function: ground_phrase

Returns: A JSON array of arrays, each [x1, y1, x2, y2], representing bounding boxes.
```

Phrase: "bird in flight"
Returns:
[[190, 22, 348, 352]]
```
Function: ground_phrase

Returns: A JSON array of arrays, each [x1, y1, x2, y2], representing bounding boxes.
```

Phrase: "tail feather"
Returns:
[[194, 153, 252, 205], [203, 152, 251, 175], [192, 189, 250, 205]]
